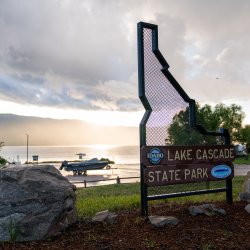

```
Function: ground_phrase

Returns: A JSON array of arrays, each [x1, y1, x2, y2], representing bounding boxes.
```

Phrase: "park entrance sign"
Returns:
[[137, 22, 235, 216], [142, 145, 235, 165], [142, 145, 234, 186]]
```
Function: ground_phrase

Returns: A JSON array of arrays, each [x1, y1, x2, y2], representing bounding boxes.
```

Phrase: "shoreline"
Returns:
[[55, 163, 140, 188], [4, 163, 249, 188]]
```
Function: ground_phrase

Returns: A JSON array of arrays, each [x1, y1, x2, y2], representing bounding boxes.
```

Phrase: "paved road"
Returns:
[[56, 163, 250, 188], [234, 164, 250, 176], [59, 164, 140, 188], [8, 163, 248, 188]]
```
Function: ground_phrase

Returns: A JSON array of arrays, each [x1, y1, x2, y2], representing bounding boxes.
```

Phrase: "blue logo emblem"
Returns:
[[147, 147, 164, 164], [211, 165, 232, 179]]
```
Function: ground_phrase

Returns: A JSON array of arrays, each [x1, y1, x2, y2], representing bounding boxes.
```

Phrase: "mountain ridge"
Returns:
[[0, 114, 139, 146]]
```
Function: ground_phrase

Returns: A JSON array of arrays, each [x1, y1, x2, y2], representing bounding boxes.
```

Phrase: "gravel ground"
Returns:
[[2, 201, 249, 250]]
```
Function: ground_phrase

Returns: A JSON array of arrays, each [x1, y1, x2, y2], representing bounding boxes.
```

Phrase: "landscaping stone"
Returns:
[[148, 216, 179, 227], [189, 204, 226, 216], [239, 192, 250, 201], [92, 210, 117, 224], [245, 204, 250, 213], [239, 171, 250, 202], [0, 165, 77, 241], [243, 171, 250, 192]]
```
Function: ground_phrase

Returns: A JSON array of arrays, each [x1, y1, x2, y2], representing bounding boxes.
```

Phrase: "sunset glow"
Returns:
[[0, 100, 143, 127], [1, 1, 250, 147]]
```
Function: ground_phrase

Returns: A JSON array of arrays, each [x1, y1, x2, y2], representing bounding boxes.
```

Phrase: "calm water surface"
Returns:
[[0, 145, 140, 164]]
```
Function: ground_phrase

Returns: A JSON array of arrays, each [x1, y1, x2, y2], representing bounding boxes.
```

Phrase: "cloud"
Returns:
[[0, 0, 250, 114]]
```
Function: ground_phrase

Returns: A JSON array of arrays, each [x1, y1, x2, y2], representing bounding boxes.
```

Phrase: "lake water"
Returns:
[[1, 145, 248, 188], [0, 145, 141, 187], [0, 145, 140, 165]]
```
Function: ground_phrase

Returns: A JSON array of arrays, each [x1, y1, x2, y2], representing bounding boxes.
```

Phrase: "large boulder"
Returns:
[[0, 165, 77, 241]]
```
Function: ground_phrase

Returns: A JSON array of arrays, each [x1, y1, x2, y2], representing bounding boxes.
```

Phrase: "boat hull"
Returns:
[[60, 158, 110, 175]]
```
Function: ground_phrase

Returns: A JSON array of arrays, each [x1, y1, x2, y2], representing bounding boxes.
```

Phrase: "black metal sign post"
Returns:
[[137, 22, 234, 216]]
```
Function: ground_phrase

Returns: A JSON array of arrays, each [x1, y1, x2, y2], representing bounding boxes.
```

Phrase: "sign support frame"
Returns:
[[137, 21, 234, 216]]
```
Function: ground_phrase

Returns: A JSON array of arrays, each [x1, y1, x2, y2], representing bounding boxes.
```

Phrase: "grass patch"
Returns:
[[168, 176, 244, 204], [76, 177, 245, 219], [234, 155, 250, 164], [76, 183, 140, 218]]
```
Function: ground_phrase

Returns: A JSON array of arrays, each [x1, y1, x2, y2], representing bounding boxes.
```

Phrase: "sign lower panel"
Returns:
[[144, 163, 234, 186]]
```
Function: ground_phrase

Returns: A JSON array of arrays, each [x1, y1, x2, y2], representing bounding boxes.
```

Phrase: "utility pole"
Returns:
[[26, 134, 29, 165]]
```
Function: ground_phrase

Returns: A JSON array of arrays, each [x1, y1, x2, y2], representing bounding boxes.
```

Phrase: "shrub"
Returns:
[[0, 156, 7, 166]]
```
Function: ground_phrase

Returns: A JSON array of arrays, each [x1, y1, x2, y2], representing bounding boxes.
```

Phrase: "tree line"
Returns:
[[0, 142, 7, 166], [167, 103, 250, 151]]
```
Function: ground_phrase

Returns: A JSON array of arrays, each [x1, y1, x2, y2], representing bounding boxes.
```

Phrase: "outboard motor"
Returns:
[[59, 160, 68, 170]]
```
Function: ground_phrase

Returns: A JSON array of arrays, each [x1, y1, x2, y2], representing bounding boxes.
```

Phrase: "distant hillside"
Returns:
[[0, 114, 139, 146]]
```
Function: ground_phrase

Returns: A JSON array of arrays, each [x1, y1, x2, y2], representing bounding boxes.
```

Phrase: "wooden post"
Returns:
[[84, 180, 87, 188], [116, 176, 120, 184]]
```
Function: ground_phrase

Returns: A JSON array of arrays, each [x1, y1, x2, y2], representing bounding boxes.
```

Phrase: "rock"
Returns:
[[189, 204, 226, 216], [245, 204, 250, 213], [239, 171, 250, 202], [0, 165, 77, 241], [0, 213, 25, 241], [92, 210, 117, 224], [148, 216, 179, 227], [243, 171, 250, 192], [239, 192, 250, 202]]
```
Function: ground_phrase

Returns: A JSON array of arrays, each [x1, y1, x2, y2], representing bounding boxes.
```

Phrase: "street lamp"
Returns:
[[26, 134, 29, 165]]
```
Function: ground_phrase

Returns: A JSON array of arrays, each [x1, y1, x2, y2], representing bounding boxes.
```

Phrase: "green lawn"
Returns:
[[76, 176, 245, 219], [234, 155, 250, 164], [76, 183, 140, 219]]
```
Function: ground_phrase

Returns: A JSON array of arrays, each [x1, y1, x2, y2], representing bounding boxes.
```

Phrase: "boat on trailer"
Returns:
[[59, 158, 111, 175]]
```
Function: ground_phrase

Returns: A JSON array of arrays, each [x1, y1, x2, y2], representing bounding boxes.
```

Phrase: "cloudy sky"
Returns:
[[0, 0, 250, 127]]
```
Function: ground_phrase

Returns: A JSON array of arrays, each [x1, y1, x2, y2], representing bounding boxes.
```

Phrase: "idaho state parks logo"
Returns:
[[147, 147, 164, 165]]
